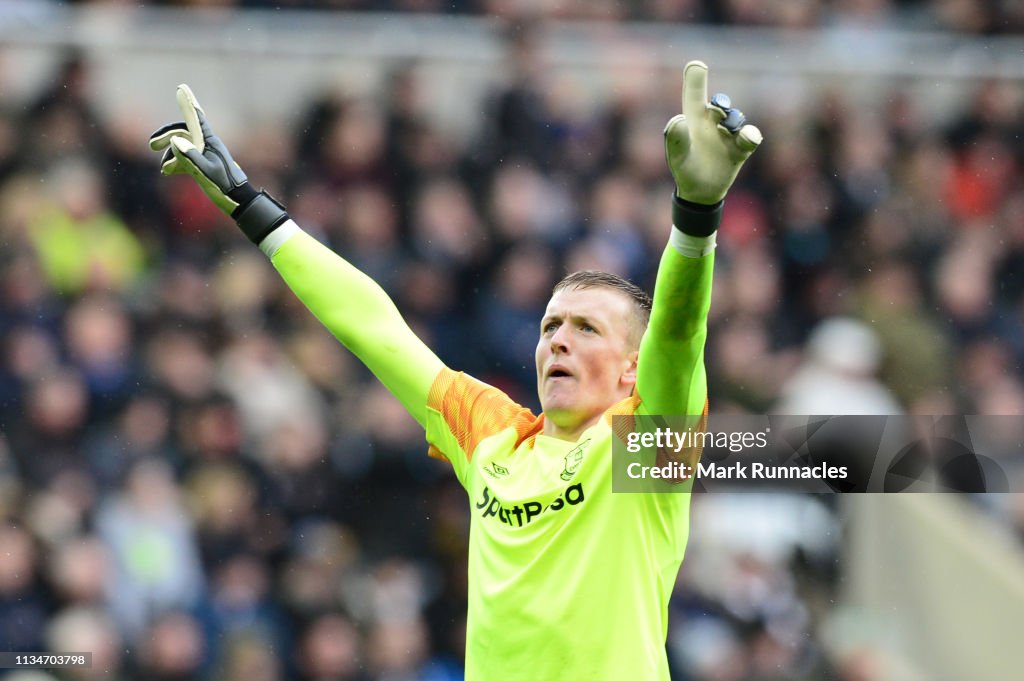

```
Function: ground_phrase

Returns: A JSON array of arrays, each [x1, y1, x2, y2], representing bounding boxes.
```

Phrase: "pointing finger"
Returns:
[[682, 60, 709, 119], [176, 84, 206, 154]]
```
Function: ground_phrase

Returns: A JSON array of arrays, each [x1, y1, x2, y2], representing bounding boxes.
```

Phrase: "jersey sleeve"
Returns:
[[634, 220, 714, 472], [425, 368, 541, 486], [269, 226, 444, 427], [636, 243, 712, 420]]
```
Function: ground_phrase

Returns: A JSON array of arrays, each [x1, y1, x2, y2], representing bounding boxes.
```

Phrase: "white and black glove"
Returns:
[[149, 84, 289, 245], [664, 61, 762, 237]]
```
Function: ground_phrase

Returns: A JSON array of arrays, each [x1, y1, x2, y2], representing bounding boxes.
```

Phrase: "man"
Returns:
[[150, 60, 760, 681]]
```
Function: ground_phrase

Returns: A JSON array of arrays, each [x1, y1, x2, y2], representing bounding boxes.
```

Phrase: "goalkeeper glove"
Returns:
[[149, 84, 289, 245], [664, 61, 761, 230]]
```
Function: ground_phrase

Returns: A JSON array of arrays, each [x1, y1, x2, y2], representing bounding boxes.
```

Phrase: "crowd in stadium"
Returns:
[[1, 5, 1023, 680], [65, 0, 1022, 34]]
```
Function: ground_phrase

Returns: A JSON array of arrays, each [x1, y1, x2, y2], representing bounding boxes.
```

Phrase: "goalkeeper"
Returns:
[[150, 61, 760, 681]]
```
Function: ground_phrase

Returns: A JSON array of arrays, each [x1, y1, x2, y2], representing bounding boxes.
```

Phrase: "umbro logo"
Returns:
[[483, 462, 510, 479]]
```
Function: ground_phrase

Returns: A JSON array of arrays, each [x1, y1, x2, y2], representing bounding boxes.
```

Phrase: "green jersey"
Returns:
[[426, 372, 700, 681]]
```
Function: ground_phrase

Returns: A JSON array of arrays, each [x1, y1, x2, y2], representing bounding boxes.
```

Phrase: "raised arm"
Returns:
[[636, 61, 761, 418], [150, 85, 443, 425]]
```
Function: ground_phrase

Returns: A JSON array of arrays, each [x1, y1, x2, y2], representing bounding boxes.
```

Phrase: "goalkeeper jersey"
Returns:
[[426, 369, 695, 681]]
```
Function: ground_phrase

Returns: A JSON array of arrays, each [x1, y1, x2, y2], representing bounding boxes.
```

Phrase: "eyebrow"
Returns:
[[540, 313, 601, 329]]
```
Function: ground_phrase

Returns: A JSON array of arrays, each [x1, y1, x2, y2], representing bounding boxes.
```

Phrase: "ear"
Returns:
[[621, 350, 639, 390]]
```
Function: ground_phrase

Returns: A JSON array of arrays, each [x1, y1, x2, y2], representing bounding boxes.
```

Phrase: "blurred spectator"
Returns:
[[296, 612, 367, 681], [199, 551, 290, 665], [473, 22, 557, 172], [185, 461, 272, 566], [47, 534, 110, 609], [476, 241, 556, 399], [487, 163, 577, 245], [46, 606, 124, 681], [394, 261, 470, 371], [218, 632, 285, 681], [136, 610, 207, 681], [145, 327, 217, 402], [20, 52, 108, 171], [175, 393, 246, 465], [366, 617, 462, 681], [95, 458, 205, 640], [212, 249, 279, 332], [258, 416, 340, 521], [22, 470, 97, 548], [8, 367, 92, 486], [410, 177, 491, 278], [217, 332, 325, 445], [316, 98, 391, 192], [84, 391, 178, 489], [0, 323, 60, 418], [27, 160, 144, 296], [858, 262, 954, 409], [335, 184, 405, 292], [0, 248, 62, 339], [64, 295, 139, 419], [775, 317, 902, 415], [584, 172, 649, 279], [0, 523, 49, 652], [278, 519, 360, 620]]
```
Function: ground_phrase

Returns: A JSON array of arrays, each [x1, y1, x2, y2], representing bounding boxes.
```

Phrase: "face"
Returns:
[[535, 287, 639, 436]]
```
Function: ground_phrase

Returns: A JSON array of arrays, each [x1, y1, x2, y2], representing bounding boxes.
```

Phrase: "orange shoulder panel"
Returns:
[[608, 393, 710, 475], [427, 368, 542, 462]]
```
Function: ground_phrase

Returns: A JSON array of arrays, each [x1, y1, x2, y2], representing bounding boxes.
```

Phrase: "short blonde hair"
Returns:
[[552, 271, 652, 347]]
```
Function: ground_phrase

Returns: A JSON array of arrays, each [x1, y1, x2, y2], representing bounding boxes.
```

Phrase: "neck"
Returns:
[[542, 413, 601, 442]]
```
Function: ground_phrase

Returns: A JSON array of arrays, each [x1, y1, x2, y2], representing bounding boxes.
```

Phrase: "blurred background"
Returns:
[[1, 1, 1024, 680]]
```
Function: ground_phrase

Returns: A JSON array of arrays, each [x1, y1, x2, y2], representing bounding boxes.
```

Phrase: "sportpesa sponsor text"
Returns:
[[475, 484, 585, 527]]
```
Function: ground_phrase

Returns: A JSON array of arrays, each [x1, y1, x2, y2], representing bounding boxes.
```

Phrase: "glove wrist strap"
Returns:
[[230, 184, 290, 245], [672, 193, 723, 237]]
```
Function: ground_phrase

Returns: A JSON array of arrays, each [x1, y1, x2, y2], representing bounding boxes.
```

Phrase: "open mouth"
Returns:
[[547, 367, 572, 379]]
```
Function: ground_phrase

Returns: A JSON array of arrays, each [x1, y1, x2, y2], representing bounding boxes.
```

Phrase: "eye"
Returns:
[[543, 321, 559, 333], [581, 323, 596, 333]]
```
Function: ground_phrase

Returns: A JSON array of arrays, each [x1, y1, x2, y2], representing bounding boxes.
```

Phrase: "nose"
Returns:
[[549, 325, 570, 355]]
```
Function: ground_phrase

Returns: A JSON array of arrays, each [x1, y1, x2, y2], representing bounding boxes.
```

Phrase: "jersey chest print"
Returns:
[[474, 439, 592, 528]]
